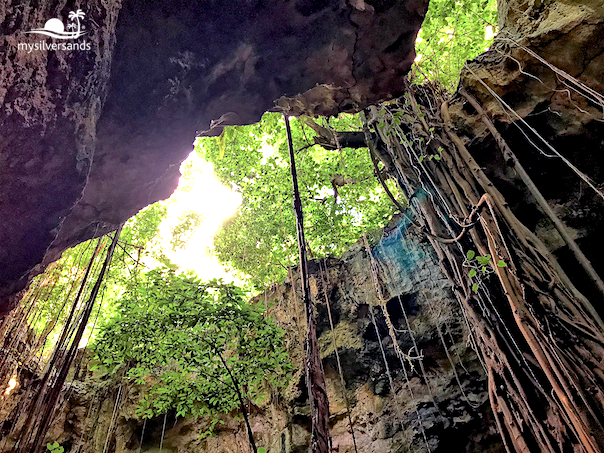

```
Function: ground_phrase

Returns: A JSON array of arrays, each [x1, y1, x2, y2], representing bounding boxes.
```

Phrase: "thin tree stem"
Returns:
[[283, 112, 331, 453], [215, 348, 257, 453]]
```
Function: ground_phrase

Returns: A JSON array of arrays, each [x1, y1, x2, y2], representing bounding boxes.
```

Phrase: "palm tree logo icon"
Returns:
[[25, 9, 87, 39], [68, 10, 85, 36]]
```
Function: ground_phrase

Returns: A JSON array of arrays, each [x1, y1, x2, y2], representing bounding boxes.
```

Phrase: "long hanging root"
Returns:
[[102, 384, 125, 453], [459, 87, 604, 299], [441, 98, 604, 452], [463, 63, 604, 202], [283, 112, 331, 453], [318, 260, 359, 453], [7, 226, 124, 453], [362, 235, 424, 365], [364, 83, 604, 453], [362, 236, 434, 452]]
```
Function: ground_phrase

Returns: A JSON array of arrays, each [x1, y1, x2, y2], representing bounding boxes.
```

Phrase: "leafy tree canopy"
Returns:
[[93, 269, 292, 427], [196, 112, 401, 288], [413, 0, 498, 88]]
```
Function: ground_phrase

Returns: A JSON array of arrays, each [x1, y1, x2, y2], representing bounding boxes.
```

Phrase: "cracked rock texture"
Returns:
[[1, 218, 502, 453], [0, 0, 427, 314]]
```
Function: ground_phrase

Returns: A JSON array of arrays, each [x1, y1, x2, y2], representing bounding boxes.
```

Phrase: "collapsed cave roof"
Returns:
[[0, 0, 428, 314]]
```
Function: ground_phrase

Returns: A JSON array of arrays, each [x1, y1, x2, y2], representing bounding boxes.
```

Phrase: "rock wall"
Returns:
[[0, 0, 427, 314], [6, 218, 503, 453], [0, 0, 122, 314], [452, 0, 604, 303]]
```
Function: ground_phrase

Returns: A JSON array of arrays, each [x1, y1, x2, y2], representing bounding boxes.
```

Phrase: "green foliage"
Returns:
[[196, 112, 401, 287], [418, 153, 441, 163], [93, 269, 292, 430], [170, 210, 203, 250], [27, 203, 168, 342], [13, 202, 170, 365], [103, 203, 169, 290], [464, 250, 506, 292], [47, 442, 64, 453], [120, 203, 167, 248], [413, 0, 498, 89]]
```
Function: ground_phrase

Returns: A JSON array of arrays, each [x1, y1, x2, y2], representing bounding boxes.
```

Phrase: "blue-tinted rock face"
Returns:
[[0, 0, 428, 314]]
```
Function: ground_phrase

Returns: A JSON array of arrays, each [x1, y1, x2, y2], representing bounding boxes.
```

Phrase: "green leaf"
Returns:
[[192, 111, 401, 287], [466, 250, 475, 260], [433, 155, 441, 161], [497, 260, 507, 267], [414, 0, 497, 89], [93, 270, 292, 423], [472, 283, 479, 293], [468, 269, 477, 278], [476, 256, 490, 265], [419, 156, 424, 163], [258, 448, 268, 453]]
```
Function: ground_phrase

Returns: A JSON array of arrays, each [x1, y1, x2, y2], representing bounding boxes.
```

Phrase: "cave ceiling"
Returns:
[[0, 0, 428, 313], [2, 0, 604, 316]]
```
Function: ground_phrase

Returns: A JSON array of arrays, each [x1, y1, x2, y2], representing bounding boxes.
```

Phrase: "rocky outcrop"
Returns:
[[9, 218, 503, 453], [0, 0, 122, 314], [0, 0, 427, 314], [451, 0, 604, 302]]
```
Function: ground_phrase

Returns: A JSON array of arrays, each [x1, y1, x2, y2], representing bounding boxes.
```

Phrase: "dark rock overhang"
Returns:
[[0, 0, 428, 314]]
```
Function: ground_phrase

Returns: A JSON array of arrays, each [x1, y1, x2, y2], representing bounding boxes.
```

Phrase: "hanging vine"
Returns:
[[310, 79, 604, 453], [367, 83, 604, 453]]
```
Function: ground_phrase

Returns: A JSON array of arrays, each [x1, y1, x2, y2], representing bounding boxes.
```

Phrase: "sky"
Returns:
[[153, 151, 242, 282]]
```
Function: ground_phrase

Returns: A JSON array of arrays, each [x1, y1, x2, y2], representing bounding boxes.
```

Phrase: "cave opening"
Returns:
[[3, 0, 604, 453]]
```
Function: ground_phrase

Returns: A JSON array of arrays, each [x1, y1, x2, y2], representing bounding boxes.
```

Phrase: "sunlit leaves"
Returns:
[[24, 203, 168, 354], [93, 269, 293, 431], [413, 0, 498, 89], [196, 112, 398, 288], [170, 210, 203, 250]]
